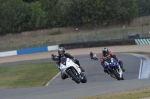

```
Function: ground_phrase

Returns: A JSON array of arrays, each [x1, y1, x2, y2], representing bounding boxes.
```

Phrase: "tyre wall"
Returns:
[[59, 39, 135, 49]]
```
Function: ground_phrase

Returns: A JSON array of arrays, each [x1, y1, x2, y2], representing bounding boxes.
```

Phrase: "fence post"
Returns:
[[141, 24, 144, 37], [109, 26, 112, 40], [76, 28, 78, 42], [95, 27, 98, 41], [25, 32, 28, 48], [125, 26, 128, 39], [123, 26, 126, 39], [9, 33, 12, 50], [141, 17, 144, 38], [39, 30, 41, 47]]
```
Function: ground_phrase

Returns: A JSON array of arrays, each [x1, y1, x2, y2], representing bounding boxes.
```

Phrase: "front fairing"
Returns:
[[111, 58, 119, 67], [59, 58, 81, 74], [104, 58, 119, 69], [111, 58, 123, 77]]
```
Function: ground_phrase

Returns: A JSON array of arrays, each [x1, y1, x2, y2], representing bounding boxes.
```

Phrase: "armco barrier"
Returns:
[[0, 45, 59, 57], [135, 38, 150, 45], [59, 39, 135, 49], [48, 45, 59, 51], [0, 39, 135, 57], [0, 50, 17, 57], [17, 46, 48, 55]]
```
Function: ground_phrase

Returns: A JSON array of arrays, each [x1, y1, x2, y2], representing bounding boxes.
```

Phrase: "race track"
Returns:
[[48, 53, 140, 86], [1, 53, 149, 99]]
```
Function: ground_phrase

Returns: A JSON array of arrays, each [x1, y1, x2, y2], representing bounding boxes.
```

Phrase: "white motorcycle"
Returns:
[[58, 57, 87, 84]]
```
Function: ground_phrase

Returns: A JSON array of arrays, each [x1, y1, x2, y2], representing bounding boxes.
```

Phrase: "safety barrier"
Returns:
[[59, 39, 135, 49], [135, 38, 150, 45], [0, 50, 17, 57], [0, 45, 59, 57]]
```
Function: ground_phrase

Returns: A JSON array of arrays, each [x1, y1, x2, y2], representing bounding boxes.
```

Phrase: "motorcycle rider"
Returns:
[[100, 47, 125, 73], [90, 52, 94, 59], [51, 47, 85, 80]]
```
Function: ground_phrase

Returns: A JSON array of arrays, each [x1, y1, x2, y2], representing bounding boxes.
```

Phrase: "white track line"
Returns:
[[132, 54, 143, 79], [46, 72, 60, 86]]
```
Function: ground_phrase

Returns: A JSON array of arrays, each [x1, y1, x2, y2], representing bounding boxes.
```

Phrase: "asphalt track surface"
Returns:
[[48, 53, 140, 85], [0, 53, 150, 99]]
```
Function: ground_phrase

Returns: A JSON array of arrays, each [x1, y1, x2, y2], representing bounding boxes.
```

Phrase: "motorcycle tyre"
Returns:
[[121, 75, 124, 80], [112, 70, 121, 80], [92, 57, 98, 60], [80, 76, 87, 83], [68, 70, 80, 84]]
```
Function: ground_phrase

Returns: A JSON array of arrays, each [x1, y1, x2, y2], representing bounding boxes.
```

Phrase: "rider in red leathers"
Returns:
[[100, 47, 125, 73]]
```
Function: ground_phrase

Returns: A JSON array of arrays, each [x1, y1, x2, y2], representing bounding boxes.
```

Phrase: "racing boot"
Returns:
[[61, 72, 68, 80], [104, 69, 108, 73], [103, 66, 108, 74], [118, 60, 125, 72], [75, 60, 85, 72]]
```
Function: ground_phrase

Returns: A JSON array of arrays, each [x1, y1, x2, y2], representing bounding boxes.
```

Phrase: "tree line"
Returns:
[[0, 0, 149, 35]]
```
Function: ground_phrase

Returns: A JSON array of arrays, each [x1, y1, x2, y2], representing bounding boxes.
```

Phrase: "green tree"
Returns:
[[0, 0, 47, 34], [23, 0, 39, 3], [0, 0, 139, 34], [26, 1, 47, 30], [0, 0, 28, 34], [40, 0, 63, 27], [57, 0, 138, 27], [136, 0, 150, 16], [118, 0, 138, 22]]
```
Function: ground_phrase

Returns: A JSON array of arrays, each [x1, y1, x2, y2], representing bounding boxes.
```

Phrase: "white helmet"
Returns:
[[102, 47, 109, 56]]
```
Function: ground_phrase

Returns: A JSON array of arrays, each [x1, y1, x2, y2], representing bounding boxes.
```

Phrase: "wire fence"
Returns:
[[0, 16, 150, 52]]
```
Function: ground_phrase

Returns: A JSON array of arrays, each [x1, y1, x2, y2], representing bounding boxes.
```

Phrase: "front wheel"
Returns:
[[68, 70, 80, 84], [112, 70, 121, 80], [121, 75, 124, 80]]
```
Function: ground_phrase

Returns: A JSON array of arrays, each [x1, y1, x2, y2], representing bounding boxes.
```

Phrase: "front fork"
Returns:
[[117, 66, 123, 78]]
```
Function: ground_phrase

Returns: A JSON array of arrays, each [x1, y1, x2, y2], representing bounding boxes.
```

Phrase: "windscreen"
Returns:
[[105, 57, 111, 63], [61, 58, 67, 65]]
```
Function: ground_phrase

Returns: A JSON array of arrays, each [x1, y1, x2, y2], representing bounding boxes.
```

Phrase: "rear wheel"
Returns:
[[68, 69, 80, 84], [81, 76, 87, 83], [93, 57, 98, 60]]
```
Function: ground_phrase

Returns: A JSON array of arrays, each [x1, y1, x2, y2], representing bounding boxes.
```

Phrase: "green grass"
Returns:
[[0, 62, 59, 89], [79, 88, 150, 99]]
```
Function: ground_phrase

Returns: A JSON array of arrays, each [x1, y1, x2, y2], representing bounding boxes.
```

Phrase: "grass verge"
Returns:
[[0, 62, 59, 89], [79, 88, 150, 99]]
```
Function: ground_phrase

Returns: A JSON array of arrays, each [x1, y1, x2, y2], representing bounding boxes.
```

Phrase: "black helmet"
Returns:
[[58, 47, 65, 56], [102, 47, 109, 56]]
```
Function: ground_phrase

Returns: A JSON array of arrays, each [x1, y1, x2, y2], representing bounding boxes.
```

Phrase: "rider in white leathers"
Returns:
[[51, 47, 84, 80]]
